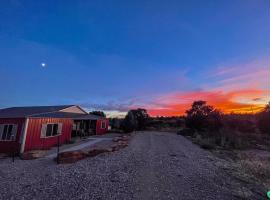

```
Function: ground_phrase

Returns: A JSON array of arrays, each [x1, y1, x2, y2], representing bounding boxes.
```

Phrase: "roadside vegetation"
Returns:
[[109, 108, 150, 133], [109, 101, 270, 198], [110, 109, 184, 133], [178, 100, 270, 198], [89, 110, 106, 117]]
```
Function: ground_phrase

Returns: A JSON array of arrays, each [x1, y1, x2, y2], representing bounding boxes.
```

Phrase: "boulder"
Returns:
[[88, 149, 110, 157], [0, 153, 9, 159], [57, 151, 87, 164], [113, 137, 122, 142], [21, 150, 47, 160], [113, 136, 129, 142], [110, 144, 119, 152]]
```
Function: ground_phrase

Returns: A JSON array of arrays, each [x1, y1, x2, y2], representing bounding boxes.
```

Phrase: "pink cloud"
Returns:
[[146, 58, 270, 116], [90, 58, 270, 117], [211, 58, 270, 91], [146, 88, 269, 116]]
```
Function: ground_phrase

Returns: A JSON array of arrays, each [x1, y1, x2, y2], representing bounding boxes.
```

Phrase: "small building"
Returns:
[[0, 105, 109, 154]]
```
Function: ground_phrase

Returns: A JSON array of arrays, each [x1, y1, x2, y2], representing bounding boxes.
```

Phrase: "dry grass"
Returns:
[[210, 148, 270, 199], [237, 151, 270, 190], [179, 126, 270, 198]]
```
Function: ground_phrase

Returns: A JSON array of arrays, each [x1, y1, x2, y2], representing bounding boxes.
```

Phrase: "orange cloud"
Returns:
[[102, 58, 270, 117], [146, 58, 270, 116], [209, 58, 270, 92], [146, 88, 269, 116]]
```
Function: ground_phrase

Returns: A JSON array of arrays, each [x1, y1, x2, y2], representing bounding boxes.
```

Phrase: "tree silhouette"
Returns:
[[257, 102, 270, 134], [89, 111, 106, 118], [186, 100, 222, 132], [122, 108, 149, 132]]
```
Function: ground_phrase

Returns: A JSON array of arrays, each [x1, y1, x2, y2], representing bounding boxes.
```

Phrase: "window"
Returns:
[[0, 124, 17, 141], [41, 123, 62, 138], [101, 121, 106, 129]]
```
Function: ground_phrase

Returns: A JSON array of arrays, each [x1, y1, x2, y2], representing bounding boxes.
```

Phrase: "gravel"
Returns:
[[0, 131, 251, 200]]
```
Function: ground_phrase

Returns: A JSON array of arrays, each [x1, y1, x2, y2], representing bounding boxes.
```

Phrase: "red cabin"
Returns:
[[0, 105, 109, 154]]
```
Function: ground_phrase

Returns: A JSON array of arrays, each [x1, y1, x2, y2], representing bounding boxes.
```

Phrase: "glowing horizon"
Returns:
[[1, 1, 270, 118], [124, 59, 270, 117]]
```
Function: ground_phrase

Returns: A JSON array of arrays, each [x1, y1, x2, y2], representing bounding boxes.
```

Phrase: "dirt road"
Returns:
[[0, 131, 257, 200], [127, 131, 235, 200]]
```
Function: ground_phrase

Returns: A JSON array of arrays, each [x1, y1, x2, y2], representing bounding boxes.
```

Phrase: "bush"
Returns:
[[110, 118, 123, 130], [224, 117, 256, 133], [257, 112, 270, 135], [121, 116, 136, 133], [121, 108, 150, 133], [192, 135, 216, 150], [181, 101, 270, 151], [185, 100, 223, 134], [200, 139, 216, 150], [216, 128, 251, 149], [177, 128, 195, 136]]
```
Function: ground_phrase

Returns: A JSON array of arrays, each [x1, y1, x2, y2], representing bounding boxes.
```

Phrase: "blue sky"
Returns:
[[1, 0, 270, 116]]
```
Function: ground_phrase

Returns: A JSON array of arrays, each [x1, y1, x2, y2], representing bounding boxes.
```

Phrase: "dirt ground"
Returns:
[[0, 131, 266, 200]]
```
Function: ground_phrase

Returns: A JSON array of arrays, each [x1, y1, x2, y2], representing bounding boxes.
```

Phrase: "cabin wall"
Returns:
[[0, 118, 25, 154], [24, 118, 73, 152], [96, 119, 109, 135]]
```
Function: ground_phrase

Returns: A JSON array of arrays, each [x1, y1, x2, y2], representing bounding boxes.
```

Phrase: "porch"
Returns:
[[72, 119, 97, 138]]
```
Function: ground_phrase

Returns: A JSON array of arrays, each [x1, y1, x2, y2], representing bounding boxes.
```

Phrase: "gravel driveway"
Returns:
[[0, 131, 252, 200]]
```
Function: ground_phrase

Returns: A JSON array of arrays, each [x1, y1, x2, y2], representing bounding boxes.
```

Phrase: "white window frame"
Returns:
[[41, 123, 62, 138], [101, 121, 106, 129], [0, 124, 17, 141]]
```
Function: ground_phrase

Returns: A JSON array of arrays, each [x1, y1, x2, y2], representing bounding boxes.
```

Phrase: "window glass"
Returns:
[[2, 125, 8, 140], [1, 124, 14, 141], [101, 121, 106, 129], [6, 125, 13, 140], [45, 123, 59, 137], [46, 124, 53, 137], [53, 124, 58, 136]]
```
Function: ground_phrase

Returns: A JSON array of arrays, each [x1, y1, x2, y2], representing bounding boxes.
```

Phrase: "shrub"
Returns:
[[121, 108, 149, 133], [200, 139, 216, 150], [216, 128, 251, 149], [89, 111, 106, 117], [257, 111, 270, 135], [185, 100, 223, 134], [177, 128, 195, 136], [110, 118, 123, 130], [121, 112, 137, 133], [192, 135, 216, 150], [224, 117, 256, 133]]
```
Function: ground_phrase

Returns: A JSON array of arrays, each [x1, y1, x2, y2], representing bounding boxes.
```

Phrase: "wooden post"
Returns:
[[11, 135, 15, 162], [57, 135, 60, 164], [80, 121, 82, 139], [75, 122, 78, 137]]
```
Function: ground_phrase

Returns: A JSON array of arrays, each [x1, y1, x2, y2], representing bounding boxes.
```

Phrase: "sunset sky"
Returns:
[[1, 0, 270, 117]]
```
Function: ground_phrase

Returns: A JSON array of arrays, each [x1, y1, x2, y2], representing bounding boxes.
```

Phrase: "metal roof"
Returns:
[[0, 105, 105, 120], [0, 105, 75, 118], [31, 112, 103, 120]]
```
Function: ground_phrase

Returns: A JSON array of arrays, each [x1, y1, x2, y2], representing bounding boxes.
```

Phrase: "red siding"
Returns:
[[0, 118, 25, 154], [96, 119, 109, 135], [24, 118, 73, 152]]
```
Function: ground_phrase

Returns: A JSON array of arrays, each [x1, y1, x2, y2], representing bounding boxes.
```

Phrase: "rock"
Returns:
[[88, 149, 110, 157], [113, 136, 129, 142], [111, 144, 120, 152], [0, 153, 9, 159], [105, 148, 114, 152], [21, 153, 35, 160], [118, 141, 128, 146], [21, 150, 47, 160], [110, 141, 128, 152], [113, 137, 122, 142], [57, 151, 87, 164]]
